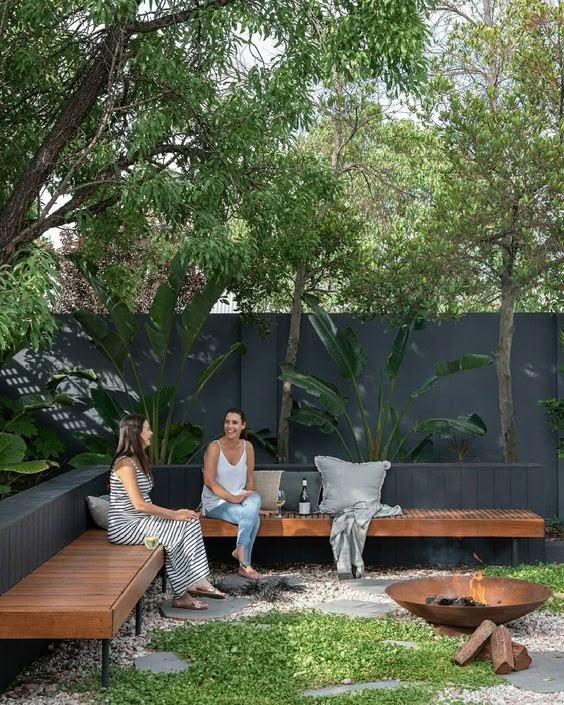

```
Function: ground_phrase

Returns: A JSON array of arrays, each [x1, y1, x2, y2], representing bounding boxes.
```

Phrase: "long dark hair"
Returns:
[[224, 408, 248, 440], [112, 414, 152, 480]]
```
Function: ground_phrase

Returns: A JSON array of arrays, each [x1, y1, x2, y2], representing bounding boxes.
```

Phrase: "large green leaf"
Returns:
[[178, 275, 227, 356], [146, 246, 192, 359], [0, 460, 51, 474], [303, 294, 366, 379], [167, 423, 203, 464], [73, 310, 129, 371], [69, 254, 138, 347], [69, 452, 112, 468], [0, 432, 26, 464], [414, 414, 488, 437], [289, 403, 339, 434], [192, 343, 245, 400], [90, 387, 124, 431], [408, 436, 434, 462], [385, 324, 412, 380], [409, 376, 439, 400], [279, 364, 347, 417], [139, 386, 176, 423], [46, 367, 99, 393], [435, 354, 493, 377]]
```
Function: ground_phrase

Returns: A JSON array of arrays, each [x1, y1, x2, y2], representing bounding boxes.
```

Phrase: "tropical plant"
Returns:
[[49, 246, 244, 466], [0, 392, 70, 497], [280, 295, 491, 462]]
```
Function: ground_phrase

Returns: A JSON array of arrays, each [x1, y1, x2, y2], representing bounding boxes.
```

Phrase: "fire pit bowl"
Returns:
[[386, 575, 551, 628]]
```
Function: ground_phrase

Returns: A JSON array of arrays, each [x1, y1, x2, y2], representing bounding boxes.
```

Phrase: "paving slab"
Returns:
[[341, 578, 402, 594], [501, 651, 564, 693], [218, 573, 303, 592], [382, 640, 419, 649], [313, 599, 397, 618], [303, 680, 402, 696], [134, 652, 190, 673], [160, 596, 251, 620]]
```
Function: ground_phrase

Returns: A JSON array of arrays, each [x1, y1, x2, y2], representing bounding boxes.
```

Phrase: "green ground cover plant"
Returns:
[[486, 563, 564, 615], [82, 612, 499, 705]]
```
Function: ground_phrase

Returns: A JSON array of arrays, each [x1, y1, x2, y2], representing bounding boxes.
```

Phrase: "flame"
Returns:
[[469, 570, 487, 605]]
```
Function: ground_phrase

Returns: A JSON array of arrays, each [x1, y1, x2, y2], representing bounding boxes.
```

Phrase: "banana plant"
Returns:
[[280, 294, 492, 462], [49, 245, 244, 466], [0, 391, 72, 496]]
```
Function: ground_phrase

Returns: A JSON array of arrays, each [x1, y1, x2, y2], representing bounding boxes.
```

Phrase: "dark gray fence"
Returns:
[[0, 312, 561, 518]]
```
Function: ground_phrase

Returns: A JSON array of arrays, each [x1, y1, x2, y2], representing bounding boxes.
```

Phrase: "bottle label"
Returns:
[[299, 502, 311, 515]]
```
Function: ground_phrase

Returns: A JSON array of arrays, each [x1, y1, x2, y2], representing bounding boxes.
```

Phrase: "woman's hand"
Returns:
[[232, 490, 254, 504], [174, 509, 200, 521]]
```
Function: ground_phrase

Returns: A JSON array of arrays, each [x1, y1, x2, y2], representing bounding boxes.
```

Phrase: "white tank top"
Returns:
[[201, 440, 247, 514]]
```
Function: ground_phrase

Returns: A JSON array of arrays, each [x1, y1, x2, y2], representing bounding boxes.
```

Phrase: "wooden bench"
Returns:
[[0, 530, 164, 687], [202, 508, 544, 565]]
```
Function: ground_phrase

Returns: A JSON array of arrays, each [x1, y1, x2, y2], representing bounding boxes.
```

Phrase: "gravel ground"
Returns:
[[0, 564, 562, 705]]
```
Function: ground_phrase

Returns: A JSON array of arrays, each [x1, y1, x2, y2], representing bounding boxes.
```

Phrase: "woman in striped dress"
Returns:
[[108, 414, 225, 610]]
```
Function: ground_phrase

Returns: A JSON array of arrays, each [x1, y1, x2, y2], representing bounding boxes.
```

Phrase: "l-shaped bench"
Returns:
[[0, 508, 544, 688]]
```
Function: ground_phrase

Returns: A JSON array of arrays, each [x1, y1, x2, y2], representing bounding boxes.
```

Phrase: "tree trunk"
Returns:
[[496, 270, 518, 462], [275, 84, 344, 463], [0, 26, 129, 261], [277, 266, 307, 463]]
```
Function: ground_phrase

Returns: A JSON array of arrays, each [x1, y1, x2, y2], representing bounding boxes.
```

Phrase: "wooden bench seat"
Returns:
[[202, 508, 544, 563], [0, 530, 164, 687]]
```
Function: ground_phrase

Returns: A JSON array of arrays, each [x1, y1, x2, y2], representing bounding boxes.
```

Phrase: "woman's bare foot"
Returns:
[[172, 593, 208, 610], [238, 564, 260, 579]]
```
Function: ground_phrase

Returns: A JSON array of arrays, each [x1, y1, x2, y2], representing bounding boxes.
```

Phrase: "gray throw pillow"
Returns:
[[86, 494, 110, 530], [315, 456, 391, 514]]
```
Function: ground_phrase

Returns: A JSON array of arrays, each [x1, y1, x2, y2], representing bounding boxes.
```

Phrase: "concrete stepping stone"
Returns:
[[501, 651, 564, 693], [303, 680, 401, 696], [382, 640, 419, 649], [160, 596, 251, 620], [313, 599, 397, 618], [341, 578, 401, 594], [134, 652, 190, 674]]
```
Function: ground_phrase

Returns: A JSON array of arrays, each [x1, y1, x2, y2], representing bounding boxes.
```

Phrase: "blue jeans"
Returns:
[[206, 493, 261, 564]]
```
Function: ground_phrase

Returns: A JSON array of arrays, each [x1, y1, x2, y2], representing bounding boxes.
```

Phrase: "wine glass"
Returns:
[[144, 535, 159, 550], [275, 490, 286, 518]]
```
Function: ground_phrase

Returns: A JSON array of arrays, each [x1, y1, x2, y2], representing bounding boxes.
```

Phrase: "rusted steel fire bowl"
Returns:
[[386, 575, 551, 628]]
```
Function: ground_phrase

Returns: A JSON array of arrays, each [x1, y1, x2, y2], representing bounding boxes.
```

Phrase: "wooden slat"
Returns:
[[0, 530, 164, 639], [201, 508, 544, 538]]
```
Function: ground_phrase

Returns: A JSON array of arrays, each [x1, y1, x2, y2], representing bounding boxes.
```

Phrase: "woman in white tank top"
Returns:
[[201, 408, 262, 578]]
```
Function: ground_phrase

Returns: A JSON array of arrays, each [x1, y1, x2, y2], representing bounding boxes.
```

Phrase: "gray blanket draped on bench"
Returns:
[[330, 501, 402, 579]]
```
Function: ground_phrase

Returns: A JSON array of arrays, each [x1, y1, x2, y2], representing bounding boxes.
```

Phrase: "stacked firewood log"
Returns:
[[452, 620, 532, 674]]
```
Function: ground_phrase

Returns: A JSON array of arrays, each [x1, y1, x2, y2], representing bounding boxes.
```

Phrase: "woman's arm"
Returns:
[[244, 441, 256, 491], [203, 443, 251, 503], [114, 460, 198, 521]]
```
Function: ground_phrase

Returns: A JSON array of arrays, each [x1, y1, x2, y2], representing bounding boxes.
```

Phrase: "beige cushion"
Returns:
[[86, 494, 110, 529], [252, 470, 283, 511]]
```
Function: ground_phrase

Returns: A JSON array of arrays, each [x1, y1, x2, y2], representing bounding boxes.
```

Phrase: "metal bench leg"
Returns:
[[161, 566, 167, 593], [101, 639, 110, 688], [512, 538, 519, 566], [135, 598, 143, 636]]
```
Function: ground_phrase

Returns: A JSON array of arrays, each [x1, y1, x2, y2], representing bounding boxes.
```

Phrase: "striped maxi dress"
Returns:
[[108, 456, 209, 596]]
